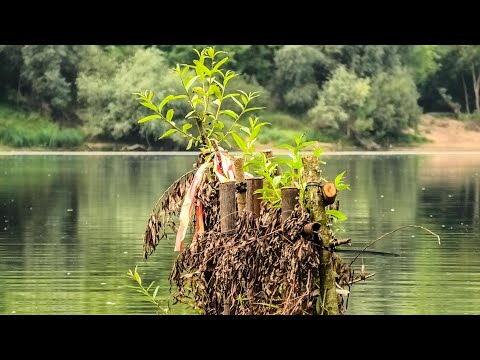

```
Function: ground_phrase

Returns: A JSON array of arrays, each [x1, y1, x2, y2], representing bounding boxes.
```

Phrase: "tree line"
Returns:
[[0, 45, 479, 149]]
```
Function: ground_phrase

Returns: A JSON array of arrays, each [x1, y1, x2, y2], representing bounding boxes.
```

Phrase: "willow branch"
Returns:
[[349, 225, 441, 266]]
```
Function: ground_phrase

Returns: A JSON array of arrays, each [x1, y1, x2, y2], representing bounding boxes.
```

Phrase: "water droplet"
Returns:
[[67, 209, 73, 212], [429, 215, 433, 218], [461, 222, 464, 225], [380, 195, 384, 198], [448, 194, 452, 198], [421, 187, 425, 191], [390, 209, 395, 212], [123, 251, 128, 254], [411, 235, 415, 238], [3, 227, 7, 231], [4, 219, 8, 223], [66, 272, 71, 275], [106, 301, 115, 305], [100, 282, 107, 285], [442, 225, 445, 228]]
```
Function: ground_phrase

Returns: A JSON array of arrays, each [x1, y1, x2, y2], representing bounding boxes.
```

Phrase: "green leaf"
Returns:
[[223, 71, 239, 86], [166, 109, 174, 122], [251, 122, 270, 140], [240, 127, 251, 136], [159, 128, 177, 139], [158, 95, 174, 113], [231, 96, 245, 111], [152, 286, 160, 300], [241, 95, 248, 105], [146, 281, 155, 292], [277, 144, 296, 151], [313, 147, 323, 158], [214, 121, 224, 129], [134, 271, 141, 286], [182, 123, 192, 132], [335, 171, 346, 187], [192, 87, 205, 96], [193, 60, 212, 77], [223, 93, 240, 100], [138, 114, 161, 123], [186, 138, 193, 150], [326, 209, 347, 221], [223, 138, 232, 148], [212, 56, 229, 73], [243, 107, 266, 114], [220, 110, 238, 120], [185, 110, 197, 119], [213, 99, 221, 107], [232, 132, 247, 153], [185, 75, 199, 91], [147, 91, 154, 101], [272, 175, 282, 188], [181, 66, 190, 76], [140, 101, 157, 112], [172, 95, 188, 101]]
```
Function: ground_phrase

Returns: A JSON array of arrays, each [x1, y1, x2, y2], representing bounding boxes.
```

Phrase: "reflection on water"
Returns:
[[0, 153, 479, 314]]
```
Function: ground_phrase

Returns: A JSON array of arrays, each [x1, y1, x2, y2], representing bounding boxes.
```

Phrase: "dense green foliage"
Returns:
[[1, 45, 479, 150]]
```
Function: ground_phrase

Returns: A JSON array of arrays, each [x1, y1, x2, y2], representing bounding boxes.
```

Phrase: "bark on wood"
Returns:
[[302, 155, 339, 315], [233, 156, 246, 214], [322, 182, 337, 205], [220, 181, 237, 234], [281, 187, 299, 224], [246, 177, 263, 217]]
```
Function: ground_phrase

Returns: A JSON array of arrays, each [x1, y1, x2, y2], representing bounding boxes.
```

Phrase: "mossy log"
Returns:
[[302, 155, 339, 315]]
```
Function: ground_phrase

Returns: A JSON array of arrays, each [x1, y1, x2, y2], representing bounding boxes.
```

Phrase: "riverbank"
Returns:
[[1, 114, 480, 153]]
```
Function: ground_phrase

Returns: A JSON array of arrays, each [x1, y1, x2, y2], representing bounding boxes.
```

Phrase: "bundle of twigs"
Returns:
[[142, 156, 355, 315], [169, 175, 353, 315]]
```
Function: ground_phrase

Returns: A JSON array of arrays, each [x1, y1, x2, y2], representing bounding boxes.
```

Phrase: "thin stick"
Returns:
[[349, 225, 441, 266], [152, 169, 196, 210], [348, 273, 376, 285]]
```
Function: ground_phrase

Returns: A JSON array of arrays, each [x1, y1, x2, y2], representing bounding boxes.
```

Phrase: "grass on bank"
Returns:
[[256, 111, 340, 145], [0, 105, 85, 149]]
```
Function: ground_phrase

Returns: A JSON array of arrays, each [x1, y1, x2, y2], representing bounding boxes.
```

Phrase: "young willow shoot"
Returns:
[[133, 47, 265, 154]]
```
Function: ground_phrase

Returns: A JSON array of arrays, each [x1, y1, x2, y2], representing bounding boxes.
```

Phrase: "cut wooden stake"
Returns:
[[246, 177, 264, 217], [233, 156, 246, 214], [281, 187, 299, 224], [219, 181, 237, 234]]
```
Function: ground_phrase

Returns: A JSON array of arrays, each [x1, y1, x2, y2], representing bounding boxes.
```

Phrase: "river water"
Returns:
[[0, 152, 479, 314]]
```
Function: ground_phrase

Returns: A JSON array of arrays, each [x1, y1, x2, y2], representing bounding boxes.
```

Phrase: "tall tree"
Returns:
[[273, 45, 332, 114], [0, 45, 23, 102], [20, 45, 82, 123], [456, 45, 480, 112]]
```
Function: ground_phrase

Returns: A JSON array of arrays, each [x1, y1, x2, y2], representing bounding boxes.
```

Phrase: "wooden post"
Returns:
[[233, 156, 246, 214], [302, 155, 339, 315], [281, 187, 299, 224], [246, 177, 263, 217], [219, 181, 237, 234]]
